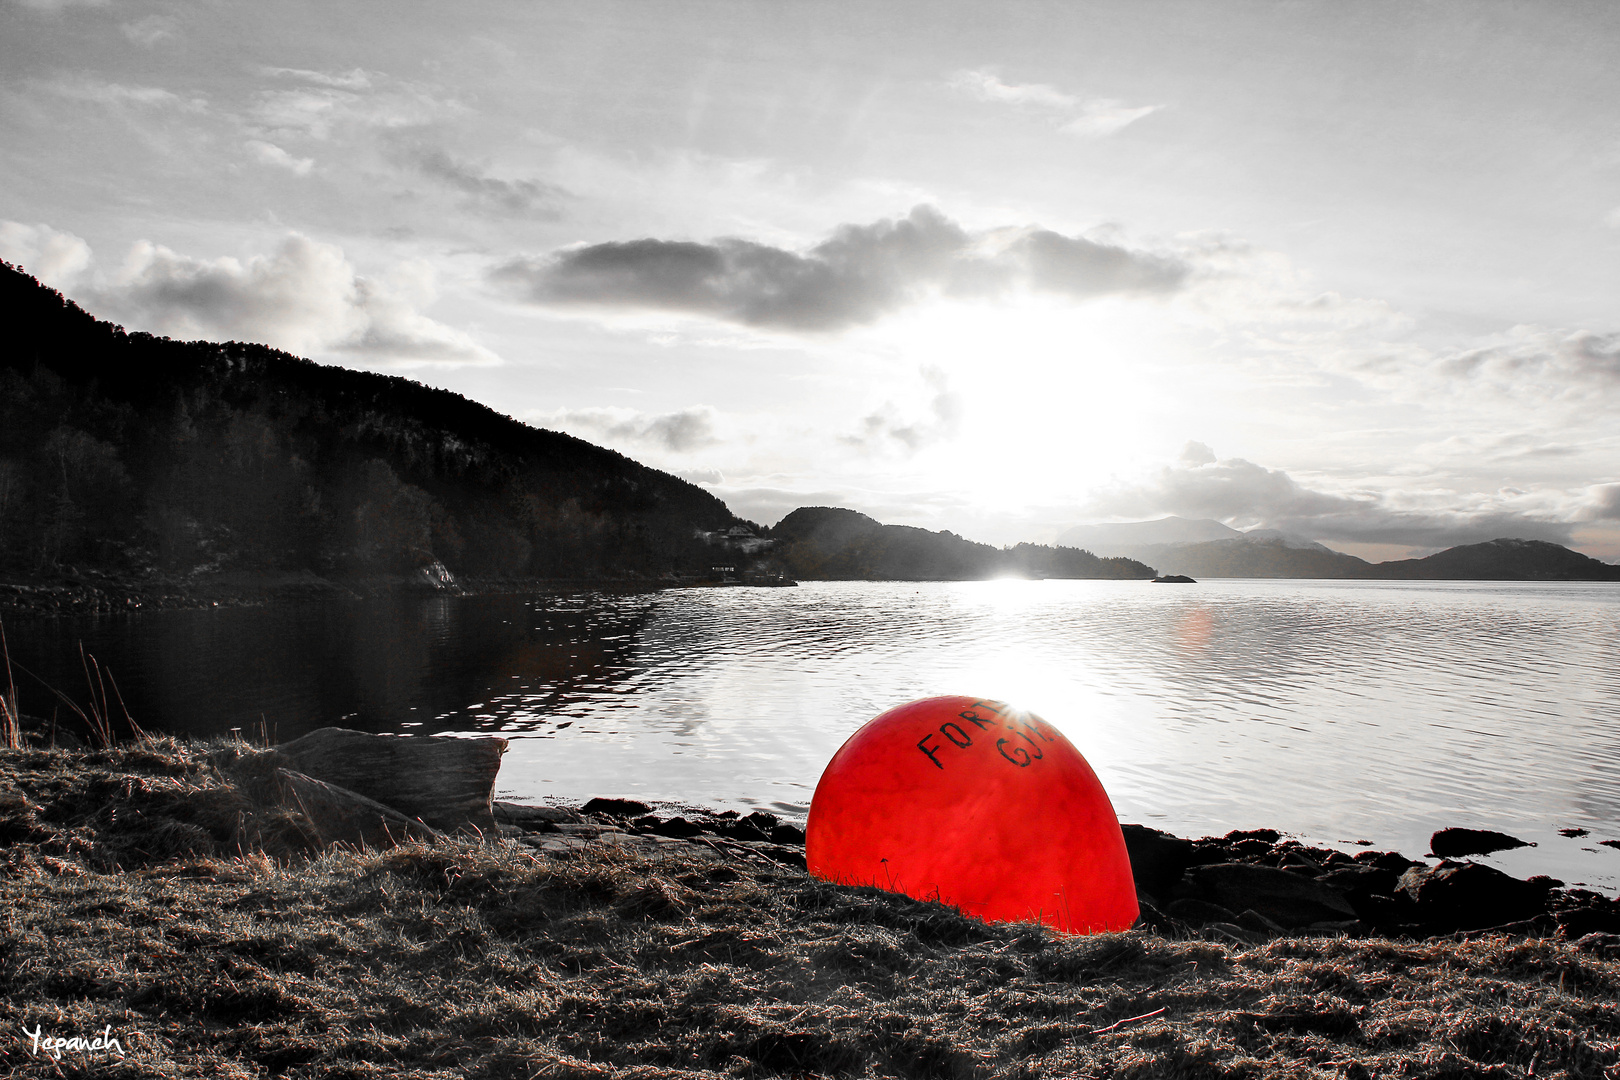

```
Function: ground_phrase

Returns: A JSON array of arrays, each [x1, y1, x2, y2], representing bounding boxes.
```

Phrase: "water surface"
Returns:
[[8, 579, 1619, 890]]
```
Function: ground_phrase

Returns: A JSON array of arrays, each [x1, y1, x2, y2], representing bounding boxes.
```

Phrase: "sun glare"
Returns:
[[869, 297, 1186, 511]]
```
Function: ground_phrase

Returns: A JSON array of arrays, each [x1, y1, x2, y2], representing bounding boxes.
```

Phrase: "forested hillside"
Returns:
[[0, 263, 745, 586]]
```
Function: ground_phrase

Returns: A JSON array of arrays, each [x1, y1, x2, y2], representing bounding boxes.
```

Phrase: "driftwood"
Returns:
[[276, 768, 442, 849], [275, 727, 507, 836]]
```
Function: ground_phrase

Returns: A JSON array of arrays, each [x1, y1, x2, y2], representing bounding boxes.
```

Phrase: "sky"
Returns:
[[2, 0, 1618, 561]]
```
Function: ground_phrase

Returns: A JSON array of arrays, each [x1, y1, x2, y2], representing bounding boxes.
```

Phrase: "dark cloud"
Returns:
[[1437, 329, 1620, 397], [1086, 452, 1579, 550], [1018, 229, 1186, 298], [403, 146, 565, 218], [1589, 484, 1620, 521], [490, 205, 1188, 332], [80, 233, 498, 366]]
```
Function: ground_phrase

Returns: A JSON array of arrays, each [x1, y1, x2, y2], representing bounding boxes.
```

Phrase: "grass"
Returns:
[[1, 741, 1619, 1078]]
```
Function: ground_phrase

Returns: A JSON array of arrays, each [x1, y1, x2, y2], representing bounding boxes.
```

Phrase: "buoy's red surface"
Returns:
[[806, 696, 1137, 935]]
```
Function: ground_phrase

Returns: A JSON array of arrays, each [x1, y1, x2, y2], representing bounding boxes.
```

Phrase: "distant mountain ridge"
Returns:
[[1059, 517, 1620, 581]]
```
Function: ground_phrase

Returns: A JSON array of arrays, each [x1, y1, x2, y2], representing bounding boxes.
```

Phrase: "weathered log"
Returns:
[[275, 768, 442, 849], [275, 727, 507, 836]]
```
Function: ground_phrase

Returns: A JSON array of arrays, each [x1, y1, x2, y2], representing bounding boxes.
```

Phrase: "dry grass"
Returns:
[[2, 744, 1619, 1078]]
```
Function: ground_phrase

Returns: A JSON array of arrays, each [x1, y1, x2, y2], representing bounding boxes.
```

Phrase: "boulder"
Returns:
[[275, 768, 441, 849], [1120, 823, 1196, 902], [275, 727, 506, 836], [1316, 863, 1403, 906], [1429, 827, 1532, 858], [581, 797, 652, 818], [1396, 860, 1550, 932], [1176, 862, 1357, 929], [1166, 898, 1239, 926]]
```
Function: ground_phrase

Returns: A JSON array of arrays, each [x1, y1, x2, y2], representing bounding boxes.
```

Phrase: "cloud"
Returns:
[[43, 76, 207, 113], [10, 0, 108, 10], [399, 145, 564, 218], [949, 70, 1075, 109], [543, 406, 719, 452], [121, 15, 174, 46], [0, 220, 92, 288], [949, 68, 1160, 138], [1584, 484, 1620, 521], [843, 366, 962, 452], [1435, 326, 1620, 401], [79, 233, 497, 367], [1179, 441, 1216, 465], [249, 69, 453, 140], [245, 139, 313, 176], [1060, 100, 1162, 138], [1082, 449, 1581, 549], [260, 67, 374, 90], [491, 206, 1187, 332]]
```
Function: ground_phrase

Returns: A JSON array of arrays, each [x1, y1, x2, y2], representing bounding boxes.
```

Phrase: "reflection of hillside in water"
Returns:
[[2, 592, 666, 741]]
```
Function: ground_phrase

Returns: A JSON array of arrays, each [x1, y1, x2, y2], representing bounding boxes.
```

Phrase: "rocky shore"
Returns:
[[0, 565, 675, 619], [3, 740, 1619, 1076]]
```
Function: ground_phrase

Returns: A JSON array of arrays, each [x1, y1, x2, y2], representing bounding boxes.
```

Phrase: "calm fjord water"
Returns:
[[11, 579, 1620, 890]]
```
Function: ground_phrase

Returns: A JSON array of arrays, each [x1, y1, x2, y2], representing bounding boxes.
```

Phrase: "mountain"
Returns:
[[1057, 516, 1240, 554], [1058, 518, 1620, 581], [1366, 538, 1620, 581], [1132, 537, 1375, 579], [0, 262, 749, 586], [772, 507, 1156, 581]]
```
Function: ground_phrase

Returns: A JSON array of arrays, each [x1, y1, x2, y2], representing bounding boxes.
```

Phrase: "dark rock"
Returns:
[[1120, 823, 1196, 901], [1317, 863, 1403, 905], [1306, 920, 1367, 937], [493, 801, 576, 827], [1574, 932, 1620, 959], [1225, 828, 1282, 844], [275, 727, 506, 836], [1275, 851, 1325, 876], [1429, 827, 1533, 858], [1151, 575, 1197, 583], [1600, 839, 1620, 850], [1555, 904, 1620, 938], [1396, 860, 1551, 932], [770, 823, 806, 845], [1203, 922, 1267, 946], [1167, 898, 1239, 926], [647, 815, 706, 839], [1177, 862, 1357, 929], [1132, 899, 1182, 935], [1353, 849, 1420, 872], [581, 797, 652, 818], [274, 769, 441, 849], [715, 810, 778, 841], [1351, 892, 1421, 932], [1558, 827, 1589, 838], [1235, 908, 1287, 937]]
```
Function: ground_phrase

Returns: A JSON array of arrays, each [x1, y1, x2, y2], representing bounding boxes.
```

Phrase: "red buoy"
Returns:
[[806, 696, 1138, 935]]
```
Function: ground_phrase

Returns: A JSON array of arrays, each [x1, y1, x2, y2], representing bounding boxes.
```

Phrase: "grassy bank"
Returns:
[[3, 742, 1619, 1078]]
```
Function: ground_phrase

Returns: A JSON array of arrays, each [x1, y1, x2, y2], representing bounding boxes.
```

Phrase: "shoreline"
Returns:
[[2, 740, 1618, 1076]]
